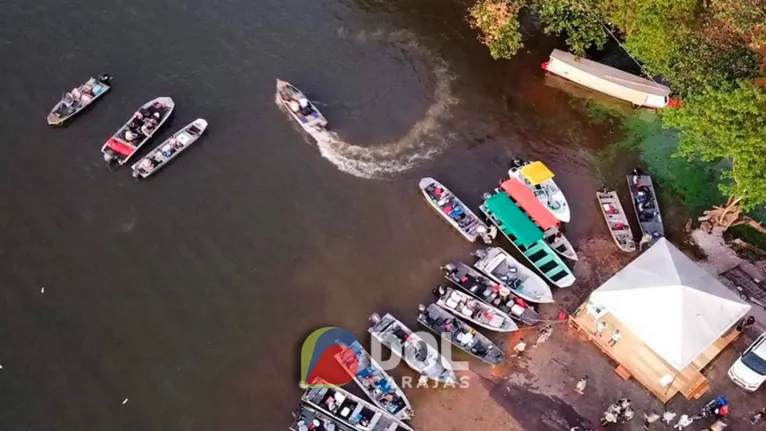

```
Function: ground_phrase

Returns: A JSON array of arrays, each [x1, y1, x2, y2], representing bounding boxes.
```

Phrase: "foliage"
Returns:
[[531, 0, 607, 56], [711, 0, 766, 48], [661, 80, 766, 210], [468, 0, 525, 59]]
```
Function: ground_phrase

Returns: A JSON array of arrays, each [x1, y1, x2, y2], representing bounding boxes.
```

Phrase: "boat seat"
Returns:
[[510, 303, 525, 317], [489, 315, 504, 328], [445, 297, 459, 309], [459, 305, 473, 317]]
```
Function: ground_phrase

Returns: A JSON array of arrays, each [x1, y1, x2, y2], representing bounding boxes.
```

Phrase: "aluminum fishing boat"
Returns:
[[101, 97, 175, 165], [419, 177, 491, 244], [276, 79, 328, 134], [131, 118, 208, 178], [433, 285, 518, 332], [47, 74, 112, 125], [597, 189, 636, 252]]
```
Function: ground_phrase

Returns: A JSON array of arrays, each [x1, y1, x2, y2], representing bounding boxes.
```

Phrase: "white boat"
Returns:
[[131, 118, 208, 179], [596, 189, 636, 252], [419, 177, 491, 244], [101, 97, 175, 165], [302, 381, 413, 431], [542, 49, 675, 109], [367, 313, 455, 384], [472, 247, 554, 304], [290, 403, 353, 431], [417, 303, 507, 365], [276, 79, 328, 134], [47, 74, 112, 125], [508, 158, 570, 223], [441, 262, 540, 325], [334, 340, 413, 422], [434, 285, 518, 332]]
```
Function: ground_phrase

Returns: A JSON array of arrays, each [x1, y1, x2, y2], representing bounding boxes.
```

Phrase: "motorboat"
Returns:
[[442, 261, 540, 325], [101, 97, 175, 165], [276, 79, 328, 134], [419, 177, 491, 244], [334, 340, 413, 422], [47, 74, 112, 125], [596, 189, 636, 252], [508, 158, 570, 223], [367, 313, 455, 384], [433, 285, 518, 332], [302, 381, 414, 431], [290, 403, 354, 431], [417, 303, 506, 365], [131, 118, 208, 178], [627, 169, 664, 247]]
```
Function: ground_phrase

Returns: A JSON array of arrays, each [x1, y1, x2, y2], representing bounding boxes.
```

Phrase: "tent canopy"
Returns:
[[589, 238, 750, 370]]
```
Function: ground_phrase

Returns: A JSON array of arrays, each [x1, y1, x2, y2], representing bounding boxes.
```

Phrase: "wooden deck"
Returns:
[[570, 306, 741, 403]]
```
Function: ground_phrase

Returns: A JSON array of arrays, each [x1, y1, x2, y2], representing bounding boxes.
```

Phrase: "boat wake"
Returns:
[[313, 30, 458, 179]]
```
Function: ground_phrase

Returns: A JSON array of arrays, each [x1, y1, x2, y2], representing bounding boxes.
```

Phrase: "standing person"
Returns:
[[618, 398, 631, 410], [662, 409, 677, 425], [608, 329, 622, 347], [574, 376, 588, 394], [643, 410, 660, 429], [621, 406, 635, 422], [595, 320, 608, 337], [751, 408, 766, 425], [601, 411, 618, 427], [535, 325, 553, 347], [710, 419, 727, 431], [511, 338, 526, 357], [673, 414, 693, 430]]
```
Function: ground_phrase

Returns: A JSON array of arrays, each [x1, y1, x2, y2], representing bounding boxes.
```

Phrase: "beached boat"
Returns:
[[276, 79, 328, 135], [290, 403, 354, 431], [596, 189, 636, 252], [334, 340, 413, 422], [302, 381, 414, 431], [508, 158, 570, 223], [368, 313, 455, 384], [442, 262, 540, 325], [419, 177, 491, 244], [131, 118, 208, 179], [433, 285, 518, 332], [480, 191, 575, 291], [417, 303, 506, 365], [542, 49, 675, 109], [101, 97, 175, 165], [499, 178, 577, 260], [627, 170, 664, 247], [47, 74, 112, 126]]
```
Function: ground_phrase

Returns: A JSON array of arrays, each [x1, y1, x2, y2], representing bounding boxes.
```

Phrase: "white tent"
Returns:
[[589, 238, 751, 370]]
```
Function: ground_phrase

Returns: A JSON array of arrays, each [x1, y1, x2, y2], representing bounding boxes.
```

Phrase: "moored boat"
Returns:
[[596, 189, 636, 252], [627, 169, 664, 247], [302, 380, 414, 431], [499, 178, 577, 260], [441, 262, 540, 325], [433, 285, 518, 332], [417, 303, 506, 365], [276, 79, 328, 134], [508, 158, 570, 223], [419, 177, 491, 244], [480, 191, 575, 290], [101, 97, 175, 165], [334, 340, 413, 422], [368, 313, 455, 384], [290, 403, 354, 431], [47, 74, 112, 125], [542, 49, 675, 109], [131, 118, 208, 179]]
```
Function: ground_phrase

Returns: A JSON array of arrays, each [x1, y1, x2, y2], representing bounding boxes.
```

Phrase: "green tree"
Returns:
[[662, 80, 766, 209], [468, 0, 525, 59], [531, 0, 607, 56]]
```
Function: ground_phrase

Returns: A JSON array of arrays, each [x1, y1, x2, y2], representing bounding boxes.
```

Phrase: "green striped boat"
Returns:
[[479, 192, 575, 289]]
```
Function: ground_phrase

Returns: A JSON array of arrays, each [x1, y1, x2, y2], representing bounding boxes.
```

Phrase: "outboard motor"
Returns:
[[510, 158, 524, 168], [435, 285, 447, 297], [103, 149, 116, 164], [98, 73, 112, 83], [369, 313, 381, 325]]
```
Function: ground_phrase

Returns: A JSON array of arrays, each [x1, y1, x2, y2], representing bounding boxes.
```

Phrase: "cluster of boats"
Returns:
[[47, 75, 208, 179]]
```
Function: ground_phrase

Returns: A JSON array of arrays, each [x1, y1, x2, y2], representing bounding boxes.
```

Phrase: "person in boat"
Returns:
[[140, 158, 155, 171], [70, 87, 82, 103], [289, 99, 301, 113], [170, 138, 183, 150], [124, 129, 138, 142], [298, 98, 312, 116], [141, 118, 158, 136]]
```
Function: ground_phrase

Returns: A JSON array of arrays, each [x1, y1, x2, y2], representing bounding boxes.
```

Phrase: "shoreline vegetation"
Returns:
[[467, 0, 766, 249]]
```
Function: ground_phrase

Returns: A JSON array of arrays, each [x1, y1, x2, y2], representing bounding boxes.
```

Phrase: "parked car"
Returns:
[[728, 332, 766, 391]]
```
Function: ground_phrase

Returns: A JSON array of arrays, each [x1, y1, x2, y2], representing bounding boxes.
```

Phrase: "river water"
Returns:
[[0, 0, 654, 429]]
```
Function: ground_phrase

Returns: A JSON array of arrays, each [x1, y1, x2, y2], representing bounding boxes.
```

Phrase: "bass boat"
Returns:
[[434, 285, 518, 332], [47, 74, 112, 125], [596, 188, 636, 252], [508, 158, 570, 223], [419, 177, 491, 244], [302, 380, 414, 431], [276, 79, 328, 134], [417, 303, 506, 365], [627, 169, 664, 247], [131, 118, 208, 178], [368, 313, 455, 384], [290, 403, 353, 431], [335, 340, 413, 422], [101, 97, 175, 165], [442, 262, 540, 325]]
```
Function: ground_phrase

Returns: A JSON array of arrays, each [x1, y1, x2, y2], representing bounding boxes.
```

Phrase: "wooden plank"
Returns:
[[615, 365, 632, 380]]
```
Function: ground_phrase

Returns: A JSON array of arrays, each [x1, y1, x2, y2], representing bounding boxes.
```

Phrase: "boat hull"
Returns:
[[419, 177, 489, 243], [626, 174, 664, 247], [100, 97, 175, 166], [47, 76, 111, 125], [436, 286, 518, 332], [508, 163, 571, 223], [596, 190, 636, 252], [131, 118, 208, 179]]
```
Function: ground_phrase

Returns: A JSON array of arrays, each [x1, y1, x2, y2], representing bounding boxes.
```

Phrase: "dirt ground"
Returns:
[[410, 236, 766, 431]]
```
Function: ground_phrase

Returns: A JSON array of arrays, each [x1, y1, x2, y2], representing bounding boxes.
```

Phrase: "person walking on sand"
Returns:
[[643, 410, 660, 429], [710, 419, 727, 430], [608, 329, 622, 347], [621, 406, 635, 422], [673, 414, 693, 430], [574, 376, 588, 394], [595, 320, 608, 337], [535, 325, 553, 347], [662, 409, 677, 425], [601, 411, 618, 427], [511, 338, 526, 357], [751, 408, 766, 425]]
